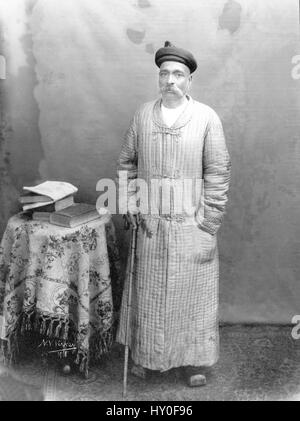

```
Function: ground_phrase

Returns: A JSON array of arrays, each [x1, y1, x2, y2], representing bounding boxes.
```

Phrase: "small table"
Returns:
[[0, 213, 121, 377]]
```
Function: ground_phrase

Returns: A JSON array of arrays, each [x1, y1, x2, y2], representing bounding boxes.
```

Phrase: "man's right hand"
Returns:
[[123, 212, 140, 230]]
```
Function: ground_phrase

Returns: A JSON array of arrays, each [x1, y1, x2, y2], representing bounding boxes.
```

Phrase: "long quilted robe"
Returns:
[[116, 96, 231, 371]]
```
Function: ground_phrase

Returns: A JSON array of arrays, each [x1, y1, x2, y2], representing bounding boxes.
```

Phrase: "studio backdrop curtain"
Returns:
[[0, 0, 299, 323]]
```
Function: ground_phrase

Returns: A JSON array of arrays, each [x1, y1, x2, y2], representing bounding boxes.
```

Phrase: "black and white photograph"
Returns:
[[0, 0, 299, 404]]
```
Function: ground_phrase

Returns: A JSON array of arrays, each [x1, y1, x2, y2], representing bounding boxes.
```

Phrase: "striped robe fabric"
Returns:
[[116, 96, 231, 371]]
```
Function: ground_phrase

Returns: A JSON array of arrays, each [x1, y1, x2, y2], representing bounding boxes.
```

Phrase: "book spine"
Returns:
[[54, 195, 74, 211], [49, 214, 71, 227]]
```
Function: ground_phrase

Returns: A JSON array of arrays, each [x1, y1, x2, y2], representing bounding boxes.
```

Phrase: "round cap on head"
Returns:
[[155, 41, 197, 73]]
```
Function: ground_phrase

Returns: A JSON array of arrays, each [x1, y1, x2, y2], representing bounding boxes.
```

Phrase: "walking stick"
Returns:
[[123, 216, 138, 398]]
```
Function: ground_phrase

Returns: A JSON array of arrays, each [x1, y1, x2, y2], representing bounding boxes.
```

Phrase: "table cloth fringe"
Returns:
[[1, 311, 114, 375], [75, 328, 114, 376]]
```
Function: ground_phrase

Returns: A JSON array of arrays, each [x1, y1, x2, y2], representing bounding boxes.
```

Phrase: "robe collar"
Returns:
[[152, 94, 194, 131]]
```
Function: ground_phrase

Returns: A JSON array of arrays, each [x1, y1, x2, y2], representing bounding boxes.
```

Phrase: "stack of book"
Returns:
[[20, 180, 108, 228], [20, 181, 78, 222]]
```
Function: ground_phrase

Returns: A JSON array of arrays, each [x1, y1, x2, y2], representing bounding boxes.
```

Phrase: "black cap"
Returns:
[[155, 41, 197, 73]]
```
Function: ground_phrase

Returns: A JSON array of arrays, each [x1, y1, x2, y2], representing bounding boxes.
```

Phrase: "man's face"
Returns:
[[159, 61, 192, 100]]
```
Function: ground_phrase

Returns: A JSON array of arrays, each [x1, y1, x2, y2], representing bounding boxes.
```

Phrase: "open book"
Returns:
[[22, 181, 78, 211]]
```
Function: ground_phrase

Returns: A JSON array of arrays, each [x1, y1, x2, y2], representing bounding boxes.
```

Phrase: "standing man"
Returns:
[[116, 41, 231, 386]]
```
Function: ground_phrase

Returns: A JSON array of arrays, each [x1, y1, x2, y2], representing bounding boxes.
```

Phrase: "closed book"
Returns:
[[19, 192, 53, 204], [32, 212, 51, 222], [49, 203, 101, 228], [23, 195, 74, 212]]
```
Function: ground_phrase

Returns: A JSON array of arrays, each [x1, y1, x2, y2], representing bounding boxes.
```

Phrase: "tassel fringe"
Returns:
[[1, 311, 114, 375]]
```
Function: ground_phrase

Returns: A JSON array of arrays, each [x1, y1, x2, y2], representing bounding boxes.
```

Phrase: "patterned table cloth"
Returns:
[[0, 213, 121, 376]]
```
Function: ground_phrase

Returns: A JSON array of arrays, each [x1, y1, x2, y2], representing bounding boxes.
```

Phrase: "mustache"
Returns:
[[161, 85, 179, 92]]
